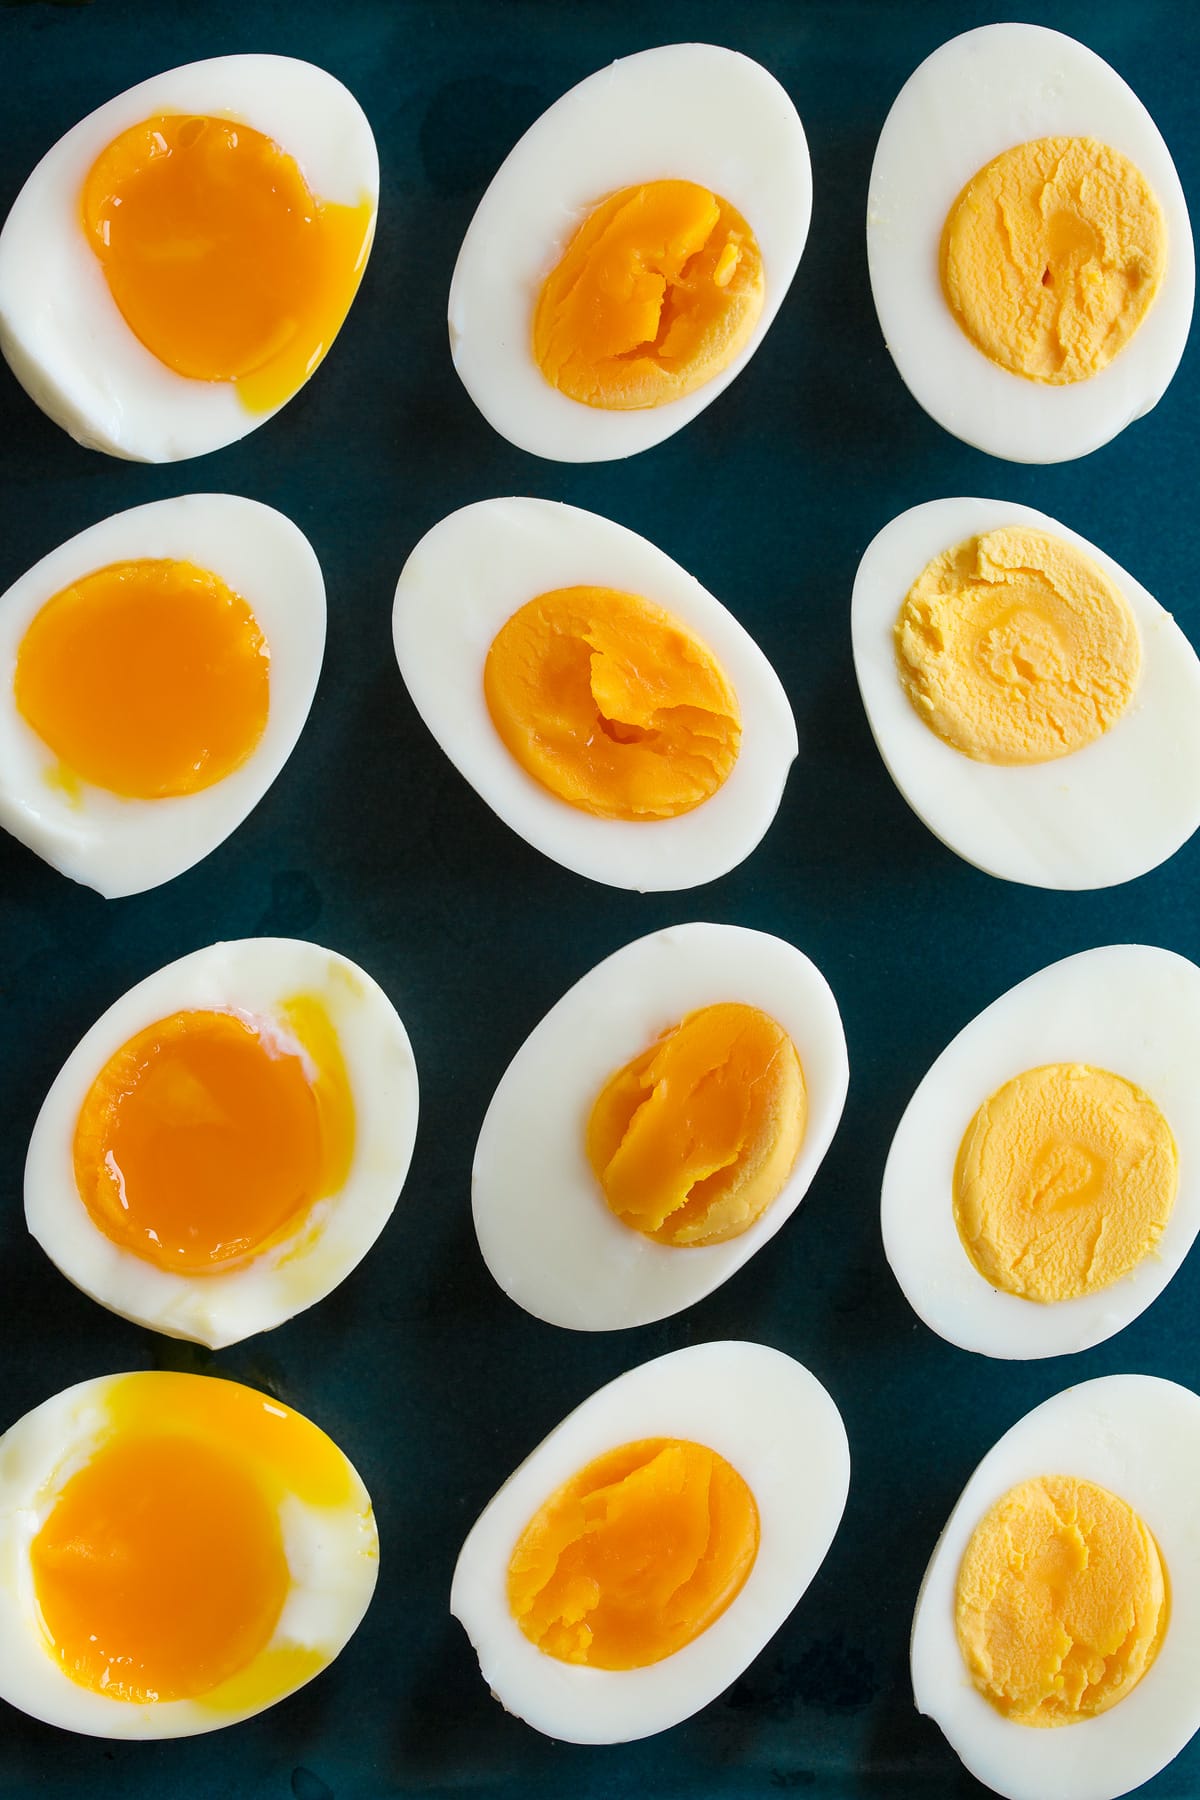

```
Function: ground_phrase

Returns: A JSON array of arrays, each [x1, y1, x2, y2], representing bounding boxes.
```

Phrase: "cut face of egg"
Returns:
[[0, 1371, 376, 1738], [0, 55, 378, 461], [472, 922, 848, 1330], [851, 497, 1200, 889], [0, 494, 325, 897], [393, 498, 797, 891], [447, 43, 811, 461], [25, 937, 418, 1349], [912, 1374, 1200, 1800], [866, 24, 1194, 462], [451, 1341, 849, 1743], [882, 945, 1200, 1360]]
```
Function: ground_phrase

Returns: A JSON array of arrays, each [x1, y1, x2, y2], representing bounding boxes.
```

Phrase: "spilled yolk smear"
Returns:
[[533, 179, 765, 409], [894, 527, 1140, 764], [81, 114, 373, 412], [507, 1437, 759, 1668], [941, 136, 1166, 384], [14, 559, 269, 800], [73, 997, 355, 1274], [484, 586, 741, 820], [587, 1003, 806, 1246], [955, 1474, 1168, 1726], [953, 1063, 1177, 1303]]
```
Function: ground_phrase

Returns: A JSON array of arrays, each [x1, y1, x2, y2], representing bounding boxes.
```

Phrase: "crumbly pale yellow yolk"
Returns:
[[953, 1063, 1178, 1303], [81, 114, 373, 412], [533, 179, 765, 409], [587, 1003, 806, 1246], [507, 1437, 760, 1669], [955, 1474, 1168, 1727], [31, 1372, 353, 1706], [73, 998, 355, 1274], [484, 586, 741, 820], [894, 527, 1140, 764], [941, 136, 1166, 384]]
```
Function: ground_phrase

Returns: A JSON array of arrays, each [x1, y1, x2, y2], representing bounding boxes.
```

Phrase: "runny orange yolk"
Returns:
[[507, 1438, 760, 1668], [587, 1003, 806, 1246], [81, 114, 374, 412], [483, 586, 741, 820], [14, 559, 269, 800], [533, 179, 765, 409], [73, 998, 354, 1274]]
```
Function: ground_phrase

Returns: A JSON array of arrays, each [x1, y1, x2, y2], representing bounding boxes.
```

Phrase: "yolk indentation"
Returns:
[[941, 136, 1166, 384], [955, 1474, 1168, 1726], [894, 527, 1140, 764], [533, 179, 765, 409], [507, 1437, 759, 1668], [81, 113, 373, 413], [73, 997, 355, 1274], [953, 1063, 1178, 1303], [484, 586, 741, 820], [587, 1003, 806, 1246]]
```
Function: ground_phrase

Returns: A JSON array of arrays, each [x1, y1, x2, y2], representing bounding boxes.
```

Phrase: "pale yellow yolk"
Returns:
[[587, 1003, 806, 1246], [533, 179, 765, 409], [941, 136, 1166, 384], [894, 527, 1140, 764], [953, 1063, 1177, 1303], [955, 1475, 1168, 1727], [507, 1437, 759, 1669], [73, 997, 355, 1274], [81, 113, 373, 412], [484, 586, 741, 820]]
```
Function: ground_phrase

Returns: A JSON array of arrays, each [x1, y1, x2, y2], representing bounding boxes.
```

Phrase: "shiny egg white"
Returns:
[[851, 497, 1200, 889], [451, 1341, 849, 1744], [882, 945, 1200, 1360], [393, 498, 797, 891], [472, 922, 848, 1330], [0, 55, 378, 461], [25, 937, 418, 1348], [448, 43, 811, 462], [866, 24, 1195, 463]]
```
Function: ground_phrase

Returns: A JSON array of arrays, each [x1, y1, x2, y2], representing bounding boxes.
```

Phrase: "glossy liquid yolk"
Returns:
[[507, 1438, 759, 1668], [81, 114, 373, 412]]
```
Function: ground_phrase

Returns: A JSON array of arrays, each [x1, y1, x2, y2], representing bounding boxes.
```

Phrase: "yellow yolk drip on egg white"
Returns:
[[533, 179, 765, 408], [941, 137, 1167, 384], [955, 1475, 1168, 1726], [507, 1437, 760, 1668]]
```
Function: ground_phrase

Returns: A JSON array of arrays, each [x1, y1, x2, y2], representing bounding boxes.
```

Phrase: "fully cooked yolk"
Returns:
[[81, 114, 373, 412], [533, 179, 765, 408], [953, 1063, 1177, 1303], [14, 559, 268, 800], [941, 137, 1166, 384], [894, 527, 1140, 764], [484, 586, 741, 820], [955, 1475, 1168, 1726], [73, 998, 354, 1274], [507, 1438, 759, 1668], [587, 1003, 805, 1245]]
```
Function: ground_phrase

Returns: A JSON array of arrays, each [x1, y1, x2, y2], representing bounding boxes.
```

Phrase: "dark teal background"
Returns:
[[0, 1, 1197, 1795]]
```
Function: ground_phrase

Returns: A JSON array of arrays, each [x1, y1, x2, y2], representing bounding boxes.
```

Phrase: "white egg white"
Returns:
[[451, 1340, 849, 1744], [0, 55, 379, 462], [866, 24, 1195, 463], [851, 496, 1200, 889], [393, 497, 797, 891], [448, 42, 812, 462], [25, 937, 419, 1349]]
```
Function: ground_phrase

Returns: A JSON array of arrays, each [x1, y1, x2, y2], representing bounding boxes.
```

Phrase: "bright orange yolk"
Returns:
[[483, 586, 741, 820], [507, 1438, 759, 1669], [81, 114, 373, 412], [14, 559, 269, 800], [73, 998, 354, 1274]]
